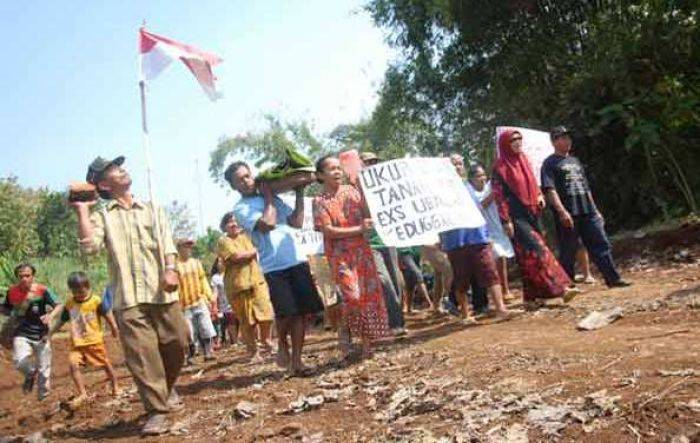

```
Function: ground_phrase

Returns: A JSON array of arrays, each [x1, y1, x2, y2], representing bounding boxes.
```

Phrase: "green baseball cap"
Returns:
[[86, 156, 125, 184]]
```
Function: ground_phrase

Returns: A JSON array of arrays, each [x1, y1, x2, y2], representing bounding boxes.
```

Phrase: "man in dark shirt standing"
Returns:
[[541, 126, 631, 288], [1, 263, 61, 400]]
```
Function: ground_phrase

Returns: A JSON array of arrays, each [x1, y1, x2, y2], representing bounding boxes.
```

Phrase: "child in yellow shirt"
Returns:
[[48, 271, 119, 409]]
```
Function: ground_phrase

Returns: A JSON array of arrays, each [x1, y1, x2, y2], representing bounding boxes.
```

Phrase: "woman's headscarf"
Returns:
[[493, 129, 541, 214]]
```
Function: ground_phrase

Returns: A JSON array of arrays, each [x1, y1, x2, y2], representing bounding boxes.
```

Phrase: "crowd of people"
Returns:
[[0, 126, 631, 435]]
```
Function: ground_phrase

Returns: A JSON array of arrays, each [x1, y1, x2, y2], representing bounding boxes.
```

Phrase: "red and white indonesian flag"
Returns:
[[139, 27, 223, 101]]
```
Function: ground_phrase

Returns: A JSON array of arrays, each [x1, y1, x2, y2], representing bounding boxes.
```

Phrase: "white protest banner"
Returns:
[[496, 126, 554, 185], [360, 157, 485, 248], [279, 194, 324, 256]]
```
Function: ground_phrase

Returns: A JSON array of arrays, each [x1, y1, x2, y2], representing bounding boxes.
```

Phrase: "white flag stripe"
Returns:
[[138, 28, 222, 101]]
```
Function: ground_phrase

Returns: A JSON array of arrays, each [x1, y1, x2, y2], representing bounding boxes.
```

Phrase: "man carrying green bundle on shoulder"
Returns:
[[224, 151, 323, 376]]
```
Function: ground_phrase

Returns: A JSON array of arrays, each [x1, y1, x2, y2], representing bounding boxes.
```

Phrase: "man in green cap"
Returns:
[[70, 156, 189, 435]]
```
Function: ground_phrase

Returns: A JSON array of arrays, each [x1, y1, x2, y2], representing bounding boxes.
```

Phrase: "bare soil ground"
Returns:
[[1, 223, 699, 442]]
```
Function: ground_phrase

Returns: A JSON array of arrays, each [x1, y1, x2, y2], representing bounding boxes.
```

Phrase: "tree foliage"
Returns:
[[193, 227, 221, 271], [364, 0, 700, 230], [0, 177, 42, 257], [36, 191, 79, 257], [0, 177, 88, 294], [209, 114, 329, 187], [0, 178, 219, 296], [0, 177, 79, 259]]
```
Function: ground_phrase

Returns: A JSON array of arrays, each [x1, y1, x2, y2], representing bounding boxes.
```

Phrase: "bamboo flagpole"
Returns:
[[139, 79, 166, 267]]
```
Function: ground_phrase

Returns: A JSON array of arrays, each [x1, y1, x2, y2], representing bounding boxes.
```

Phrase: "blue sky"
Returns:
[[0, 1, 392, 232]]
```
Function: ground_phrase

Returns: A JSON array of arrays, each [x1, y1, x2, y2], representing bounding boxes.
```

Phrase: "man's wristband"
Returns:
[[165, 264, 177, 272]]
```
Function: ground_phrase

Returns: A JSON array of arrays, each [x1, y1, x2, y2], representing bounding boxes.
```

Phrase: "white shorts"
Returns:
[[183, 300, 217, 342]]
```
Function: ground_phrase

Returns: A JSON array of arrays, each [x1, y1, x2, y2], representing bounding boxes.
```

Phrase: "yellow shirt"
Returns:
[[176, 257, 213, 308], [216, 234, 265, 296], [79, 199, 179, 311], [62, 295, 105, 347]]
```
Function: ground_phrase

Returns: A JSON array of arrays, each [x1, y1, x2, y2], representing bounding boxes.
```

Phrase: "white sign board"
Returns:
[[280, 195, 324, 256], [360, 157, 485, 248], [496, 126, 554, 185]]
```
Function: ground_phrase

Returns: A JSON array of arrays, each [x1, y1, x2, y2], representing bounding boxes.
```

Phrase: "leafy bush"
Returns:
[[363, 0, 700, 231]]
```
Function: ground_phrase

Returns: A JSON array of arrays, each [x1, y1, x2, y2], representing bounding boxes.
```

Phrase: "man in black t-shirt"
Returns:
[[541, 126, 631, 288]]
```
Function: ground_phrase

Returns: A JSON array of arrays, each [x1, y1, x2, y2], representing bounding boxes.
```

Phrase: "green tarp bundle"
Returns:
[[257, 146, 315, 183]]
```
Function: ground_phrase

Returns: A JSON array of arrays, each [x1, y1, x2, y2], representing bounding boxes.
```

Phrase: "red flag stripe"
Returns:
[[139, 28, 222, 65]]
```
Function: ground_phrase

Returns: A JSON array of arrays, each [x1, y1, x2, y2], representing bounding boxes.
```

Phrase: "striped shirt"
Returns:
[[176, 257, 213, 308], [79, 199, 178, 311]]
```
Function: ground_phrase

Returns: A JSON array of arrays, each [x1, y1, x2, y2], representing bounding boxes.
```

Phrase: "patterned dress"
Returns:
[[313, 185, 389, 340], [492, 172, 571, 302]]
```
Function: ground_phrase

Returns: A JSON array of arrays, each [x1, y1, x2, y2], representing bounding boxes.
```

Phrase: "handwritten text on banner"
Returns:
[[360, 157, 485, 247]]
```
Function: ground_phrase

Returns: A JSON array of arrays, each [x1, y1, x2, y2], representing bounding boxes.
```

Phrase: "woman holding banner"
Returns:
[[313, 155, 389, 359], [492, 130, 579, 309]]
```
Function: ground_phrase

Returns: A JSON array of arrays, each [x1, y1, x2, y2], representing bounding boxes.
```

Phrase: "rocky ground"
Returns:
[[1, 222, 699, 442]]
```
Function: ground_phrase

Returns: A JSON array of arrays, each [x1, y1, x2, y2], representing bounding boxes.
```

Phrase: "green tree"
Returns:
[[209, 114, 329, 187], [193, 226, 221, 267], [0, 176, 42, 257], [365, 0, 700, 230], [36, 190, 79, 257], [328, 115, 441, 160]]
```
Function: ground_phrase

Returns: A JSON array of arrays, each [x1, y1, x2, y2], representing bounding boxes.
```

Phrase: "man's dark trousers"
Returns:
[[555, 212, 620, 285]]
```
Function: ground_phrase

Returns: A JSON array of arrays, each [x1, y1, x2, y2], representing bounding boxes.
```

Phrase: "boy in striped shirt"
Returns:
[[176, 239, 217, 363]]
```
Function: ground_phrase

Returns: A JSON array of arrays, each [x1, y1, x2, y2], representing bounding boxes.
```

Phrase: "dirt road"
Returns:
[[1, 224, 699, 442]]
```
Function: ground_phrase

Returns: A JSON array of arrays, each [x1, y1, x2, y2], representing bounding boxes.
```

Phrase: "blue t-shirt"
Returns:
[[439, 184, 490, 252], [233, 195, 307, 274], [101, 286, 114, 312]]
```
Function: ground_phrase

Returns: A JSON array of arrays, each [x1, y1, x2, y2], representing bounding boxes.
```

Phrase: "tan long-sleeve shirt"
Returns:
[[79, 199, 178, 311]]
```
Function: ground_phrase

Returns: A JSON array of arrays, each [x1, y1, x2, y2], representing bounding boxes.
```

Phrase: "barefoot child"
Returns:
[[48, 271, 119, 408]]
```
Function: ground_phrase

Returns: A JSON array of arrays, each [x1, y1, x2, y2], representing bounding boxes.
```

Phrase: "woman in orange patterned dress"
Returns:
[[313, 155, 389, 359]]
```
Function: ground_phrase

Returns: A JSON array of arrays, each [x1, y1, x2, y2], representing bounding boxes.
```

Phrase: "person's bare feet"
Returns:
[[493, 310, 517, 321], [245, 351, 264, 364], [502, 292, 516, 303], [563, 286, 583, 303], [287, 360, 312, 377], [68, 394, 87, 411], [459, 314, 478, 326], [276, 348, 291, 368]]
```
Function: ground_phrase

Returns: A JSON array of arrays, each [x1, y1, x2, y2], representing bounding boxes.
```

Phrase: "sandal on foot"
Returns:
[[563, 287, 582, 303], [142, 413, 169, 436]]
